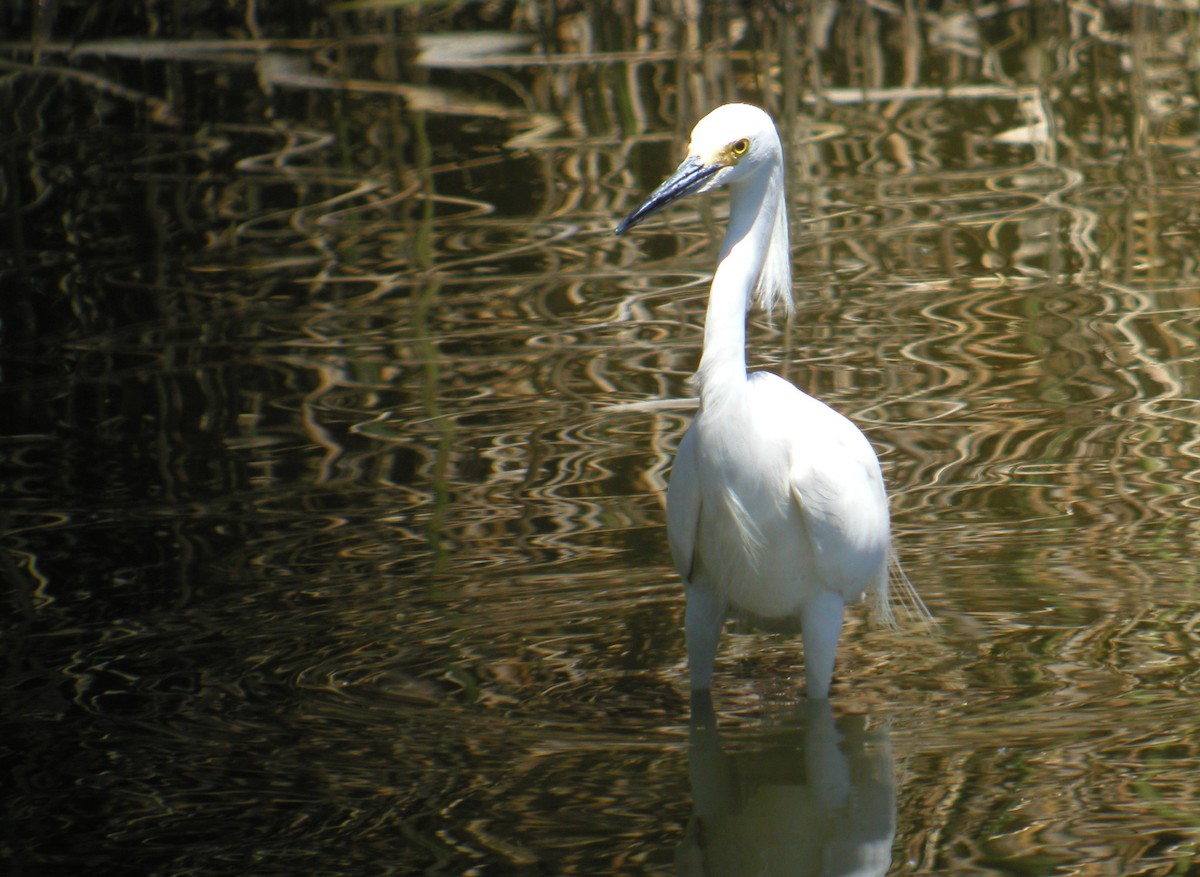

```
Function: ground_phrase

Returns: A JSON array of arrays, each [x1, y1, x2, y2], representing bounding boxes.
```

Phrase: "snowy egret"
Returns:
[[616, 103, 924, 698]]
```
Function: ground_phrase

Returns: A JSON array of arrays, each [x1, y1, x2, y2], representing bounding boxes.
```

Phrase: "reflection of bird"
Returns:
[[678, 694, 895, 876], [616, 104, 927, 698]]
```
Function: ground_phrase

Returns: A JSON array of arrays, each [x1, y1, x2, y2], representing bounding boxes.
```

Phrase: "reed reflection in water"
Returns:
[[2, 2, 1200, 875]]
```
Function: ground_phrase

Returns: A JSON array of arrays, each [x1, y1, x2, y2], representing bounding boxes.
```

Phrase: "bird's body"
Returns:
[[670, 371, 889, 626], [616, 103, 918, 699]]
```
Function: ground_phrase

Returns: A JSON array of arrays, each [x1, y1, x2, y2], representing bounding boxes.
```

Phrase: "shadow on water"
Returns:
[[3, 1, 1200, 875]]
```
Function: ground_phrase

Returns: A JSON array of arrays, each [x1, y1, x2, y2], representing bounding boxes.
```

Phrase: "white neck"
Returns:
[[696, 162, 790, 408]]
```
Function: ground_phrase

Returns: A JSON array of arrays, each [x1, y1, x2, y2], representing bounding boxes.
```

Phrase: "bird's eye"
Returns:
[[731, 139, 750, 156]]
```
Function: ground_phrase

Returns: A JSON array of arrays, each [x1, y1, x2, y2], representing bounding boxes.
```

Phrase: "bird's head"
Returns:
[[615, 103, 780, 235]]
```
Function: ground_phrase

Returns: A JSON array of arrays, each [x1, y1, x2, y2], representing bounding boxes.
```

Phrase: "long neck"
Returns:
[[696, 165, 785, 407]]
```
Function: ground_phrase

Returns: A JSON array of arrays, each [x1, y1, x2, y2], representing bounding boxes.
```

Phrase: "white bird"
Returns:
[[616, 103, 924, 699]]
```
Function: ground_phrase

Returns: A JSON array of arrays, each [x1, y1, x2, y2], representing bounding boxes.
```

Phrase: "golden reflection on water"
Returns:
[[6, 2, 1200, 875]]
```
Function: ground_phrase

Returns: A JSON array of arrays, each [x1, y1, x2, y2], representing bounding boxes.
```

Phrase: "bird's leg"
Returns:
[[800, 590, 845, 699], [685, 585, 727, 691]]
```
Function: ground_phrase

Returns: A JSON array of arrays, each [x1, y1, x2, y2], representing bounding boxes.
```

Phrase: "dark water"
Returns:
[[4, 3, 1200, 875]]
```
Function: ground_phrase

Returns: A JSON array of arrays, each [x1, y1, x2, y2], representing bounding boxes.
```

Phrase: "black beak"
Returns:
[[614, 155, 722, 235]]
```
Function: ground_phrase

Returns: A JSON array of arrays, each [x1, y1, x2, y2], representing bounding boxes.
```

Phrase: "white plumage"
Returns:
[[616, 103, 925, 698]]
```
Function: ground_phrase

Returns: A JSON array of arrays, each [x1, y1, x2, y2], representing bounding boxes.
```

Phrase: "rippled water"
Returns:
[[4, 4, 1200, 875]]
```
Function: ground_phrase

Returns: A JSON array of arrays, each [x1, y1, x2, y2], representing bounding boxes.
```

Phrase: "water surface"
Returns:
[[3, 3, 1200, 875]]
